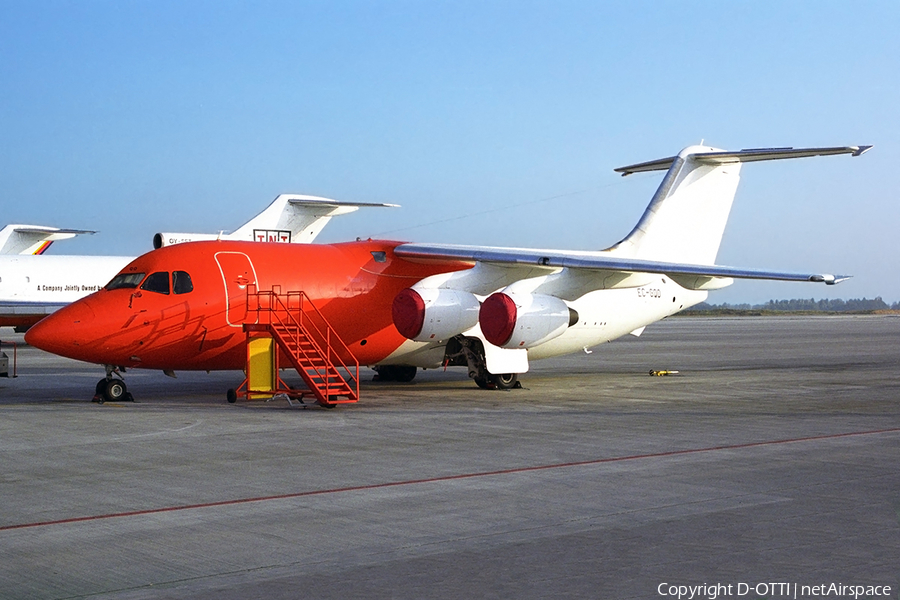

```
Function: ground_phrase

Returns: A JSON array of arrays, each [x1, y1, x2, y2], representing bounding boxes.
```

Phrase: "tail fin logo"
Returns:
[[253, 229, 291, 243]]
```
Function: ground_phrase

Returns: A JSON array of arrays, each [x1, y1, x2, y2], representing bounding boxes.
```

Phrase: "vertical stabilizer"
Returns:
[[230, 195, 400, 243], [607, 145, 740, 265], [153, 195, 399, 248]]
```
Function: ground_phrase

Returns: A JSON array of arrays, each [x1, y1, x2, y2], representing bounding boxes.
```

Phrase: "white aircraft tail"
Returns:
[[153, 194, 399, 248], [0, 224, 95, 255], [607, 145, 871, 265], [230, 194, 398, 243]]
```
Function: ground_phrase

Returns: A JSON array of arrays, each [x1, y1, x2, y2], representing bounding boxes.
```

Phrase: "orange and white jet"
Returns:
[[0, 195, 395, 330], [26, 145, 869, 403]]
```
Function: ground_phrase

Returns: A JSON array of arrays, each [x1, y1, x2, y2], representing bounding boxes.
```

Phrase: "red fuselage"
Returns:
[[25, 240, 467, 370]]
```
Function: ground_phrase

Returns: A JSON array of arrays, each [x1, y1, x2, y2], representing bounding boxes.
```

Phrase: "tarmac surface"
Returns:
[[0, 315, 898, 599]]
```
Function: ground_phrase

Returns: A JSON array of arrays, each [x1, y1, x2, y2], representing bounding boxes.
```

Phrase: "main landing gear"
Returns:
[[474, 371, 519, 390], [373, 365, 418, 383], [93, 365, 134, 403], [445, 336, 522, 391]]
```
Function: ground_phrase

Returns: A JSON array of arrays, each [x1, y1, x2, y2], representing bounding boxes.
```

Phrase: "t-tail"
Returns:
[[152, 194, 399, 249], [606, 145, 872, 265], [0, 225, 95, 255]]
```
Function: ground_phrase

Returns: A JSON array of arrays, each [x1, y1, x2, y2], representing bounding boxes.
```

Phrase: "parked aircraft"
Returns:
[[0, 195, 395, 330], [25, 144, 869, 403]]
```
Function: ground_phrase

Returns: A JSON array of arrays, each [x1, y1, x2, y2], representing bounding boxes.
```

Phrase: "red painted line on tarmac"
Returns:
[[3, 427, 898, 533]]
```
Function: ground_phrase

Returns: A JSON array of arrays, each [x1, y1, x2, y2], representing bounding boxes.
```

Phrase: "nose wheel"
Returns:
[[94, 375, 134, 403]]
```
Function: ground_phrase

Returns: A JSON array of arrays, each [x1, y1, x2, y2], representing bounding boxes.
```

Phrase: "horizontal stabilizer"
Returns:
[[614, 145, 871, 176], [288, 198, 400, 209], [11, 227, 96, 235]]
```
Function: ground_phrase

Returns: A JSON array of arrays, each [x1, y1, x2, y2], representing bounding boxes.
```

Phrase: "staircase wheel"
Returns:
[[226, 389, 237, 404], [319, 399, 337, 409]]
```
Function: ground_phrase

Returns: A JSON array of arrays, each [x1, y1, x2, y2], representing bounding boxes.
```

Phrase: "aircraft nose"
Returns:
[[25, 298, 97, 357]]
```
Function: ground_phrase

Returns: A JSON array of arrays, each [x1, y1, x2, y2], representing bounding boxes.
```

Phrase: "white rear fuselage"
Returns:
[[527, 280, 708, 359], [0, 255, 130, 325]]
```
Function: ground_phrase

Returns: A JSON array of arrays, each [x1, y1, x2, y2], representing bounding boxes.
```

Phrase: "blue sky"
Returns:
[[2, 1, 897, 304]]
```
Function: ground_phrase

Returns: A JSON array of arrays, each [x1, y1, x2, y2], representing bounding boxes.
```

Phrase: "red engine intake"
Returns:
[[480, 293, 518, 347], [392, 288, 481, 342], [392, 288, 427, 339], [480, 292, 576, 349]]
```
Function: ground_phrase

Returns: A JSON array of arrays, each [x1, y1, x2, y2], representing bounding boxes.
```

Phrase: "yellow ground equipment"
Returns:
[[649, 370, 680, 376]]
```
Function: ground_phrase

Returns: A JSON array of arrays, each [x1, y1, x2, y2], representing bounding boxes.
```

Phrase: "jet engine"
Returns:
[[392, 288, 481, 342], [153, 233, 222, 249], [480, 292, 578, 349]]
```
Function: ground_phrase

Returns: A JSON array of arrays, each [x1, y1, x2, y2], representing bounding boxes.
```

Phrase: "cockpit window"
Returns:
[[106, 273, 145, 290], [173, 271, 193, 294], [140, 271, 170, 295]]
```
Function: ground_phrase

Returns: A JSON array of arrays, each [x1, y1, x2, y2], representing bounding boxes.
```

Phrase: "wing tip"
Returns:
[[812, 274, 852, 285]]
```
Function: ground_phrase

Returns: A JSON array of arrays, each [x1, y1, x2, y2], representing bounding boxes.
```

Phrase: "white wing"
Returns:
[[395, 242, 848, 296]]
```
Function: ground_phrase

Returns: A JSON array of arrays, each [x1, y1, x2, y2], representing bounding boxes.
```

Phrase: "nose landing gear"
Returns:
[[94, 365, 134, 403]]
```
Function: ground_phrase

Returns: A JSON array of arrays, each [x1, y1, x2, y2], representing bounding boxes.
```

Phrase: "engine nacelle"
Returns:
[[153, 233, 222, 249], [392, 288, 481, 342], [480, 292, 577, 349]]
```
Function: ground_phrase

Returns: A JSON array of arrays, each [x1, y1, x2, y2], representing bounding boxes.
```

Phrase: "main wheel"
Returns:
[[489, 373, 518, 390], [473, 376, 491, 389], [374, 366, 396, 381], [102, 379, 128, 402], [394, 366, 417, 383]]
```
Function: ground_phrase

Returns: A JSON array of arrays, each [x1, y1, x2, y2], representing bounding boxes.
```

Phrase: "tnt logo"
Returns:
[[253, 229, 291, 243]]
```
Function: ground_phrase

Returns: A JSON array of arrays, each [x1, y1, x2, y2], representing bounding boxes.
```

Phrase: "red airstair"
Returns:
[[230, 285, 360, 407]]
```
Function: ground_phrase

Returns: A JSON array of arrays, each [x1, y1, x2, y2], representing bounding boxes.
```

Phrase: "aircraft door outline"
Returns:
[[214, 251, 259, 327]]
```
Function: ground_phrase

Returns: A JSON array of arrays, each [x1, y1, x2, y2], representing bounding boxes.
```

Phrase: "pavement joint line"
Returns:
[[2, 426, 898, 533]]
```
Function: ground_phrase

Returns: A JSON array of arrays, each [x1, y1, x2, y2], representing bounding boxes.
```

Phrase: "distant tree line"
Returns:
[[689, 297, 899, 313]]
